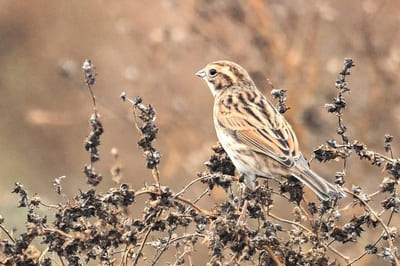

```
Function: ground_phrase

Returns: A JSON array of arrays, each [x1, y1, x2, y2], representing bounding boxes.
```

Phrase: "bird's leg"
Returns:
[[237, 179, 245, 208], [256, 174, 281, 186], [237, 197, 248, 227], [228, 185, 235, 201], [235, 176, 247, 225]]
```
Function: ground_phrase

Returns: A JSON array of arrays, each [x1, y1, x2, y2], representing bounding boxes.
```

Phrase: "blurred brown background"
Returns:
[[1, 0, 400, 265]]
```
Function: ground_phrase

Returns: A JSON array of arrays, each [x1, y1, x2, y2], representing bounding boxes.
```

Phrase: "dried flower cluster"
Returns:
[[0, 59, 399, 266], [271, 88, 290, 114], [82, 60, 103, 186]]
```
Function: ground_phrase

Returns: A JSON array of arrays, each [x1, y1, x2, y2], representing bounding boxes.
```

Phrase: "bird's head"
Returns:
[[196, 60, 254, 96]]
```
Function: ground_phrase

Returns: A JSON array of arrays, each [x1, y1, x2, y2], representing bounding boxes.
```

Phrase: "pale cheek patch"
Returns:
[[206, 80, 216, 96]]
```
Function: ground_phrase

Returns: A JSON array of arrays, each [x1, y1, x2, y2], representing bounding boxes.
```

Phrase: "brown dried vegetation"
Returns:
[[0, 59, 399, 266]]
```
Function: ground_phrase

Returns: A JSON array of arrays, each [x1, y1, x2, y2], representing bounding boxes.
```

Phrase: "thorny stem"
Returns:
[[150, 233, 205, 266], [4, 58, 398, 265], [334, 140, 397, 167], [337, 91, 349, 178], [348, 208, 397, 265], [107, 232, 199, 266], [328, 59, 354, 180], [146, 233, 205, 248], [262, 206, 350, 264], [361, 147, 395, 163], [135, 188, 215, 217], [345, 188, 400, 265], [369, 152, 395, 163], [348, 234, 383, 265], [132, 106, 160, 188]]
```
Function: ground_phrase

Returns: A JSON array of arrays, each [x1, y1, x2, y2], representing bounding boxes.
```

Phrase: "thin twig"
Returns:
[[119, 244, 131, 266], [82, 59, 98, 118], [266, 210, 312, 234], [40, 202, 59, 209], [132, 106, 160, 187], [262, 244, 284, 266], [263, 206, 350, 263], [176, 195, 215, 217], [145, 233, 205, 249], [136, 188, 215, 217], [150, 232, 173, 266], [184, 188, 210, 214], [43, 228, 73, 239], [368, 190, 381, 199], [58, 255, 66, 266], [183, 188, 210, 215], [133, 227, 152, 265], [192, 188, 210, 204], [39, 246, 49, 263], [347, 234, 383, 265], [345, 188, 400, 266], [87, 84, 98, 117], [348, 208, 398, 265], [175, 175, 210, 197], [0, 224, 15, 243], [172, 244, 194, 266]]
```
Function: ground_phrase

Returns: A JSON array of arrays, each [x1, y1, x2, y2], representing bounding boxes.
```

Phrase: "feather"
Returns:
[[216, 90, 300, 168]]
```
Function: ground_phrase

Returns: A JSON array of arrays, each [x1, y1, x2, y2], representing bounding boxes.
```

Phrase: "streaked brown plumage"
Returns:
[[196, 60, 345, 201]]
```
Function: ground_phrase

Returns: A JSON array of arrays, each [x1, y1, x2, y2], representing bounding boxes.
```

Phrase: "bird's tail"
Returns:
[[291, 165, 346, 201]]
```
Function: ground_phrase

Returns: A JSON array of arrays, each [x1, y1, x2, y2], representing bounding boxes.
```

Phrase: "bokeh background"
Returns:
[[1, 1, 400, 265]]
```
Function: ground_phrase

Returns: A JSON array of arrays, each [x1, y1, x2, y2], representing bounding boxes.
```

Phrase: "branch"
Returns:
[[344, 188, 400, 266], [135, 188, 215, 217], [134, 227, 152, 265]]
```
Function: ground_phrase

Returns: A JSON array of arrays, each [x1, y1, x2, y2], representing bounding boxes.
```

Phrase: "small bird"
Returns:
[[196, 60, 345, 201]]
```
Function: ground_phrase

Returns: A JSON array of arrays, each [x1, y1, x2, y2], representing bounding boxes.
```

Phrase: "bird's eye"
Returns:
[[209, 68, 217, 77]]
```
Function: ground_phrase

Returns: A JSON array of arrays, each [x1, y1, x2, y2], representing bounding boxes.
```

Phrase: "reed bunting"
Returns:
[[196, 60, 345, 200]]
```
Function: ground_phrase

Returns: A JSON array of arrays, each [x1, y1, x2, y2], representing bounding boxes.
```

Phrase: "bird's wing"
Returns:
[[216, 94, 300, 167]]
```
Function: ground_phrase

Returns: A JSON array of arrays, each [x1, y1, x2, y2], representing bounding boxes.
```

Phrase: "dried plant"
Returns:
[[0, 59, 399, 266]]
